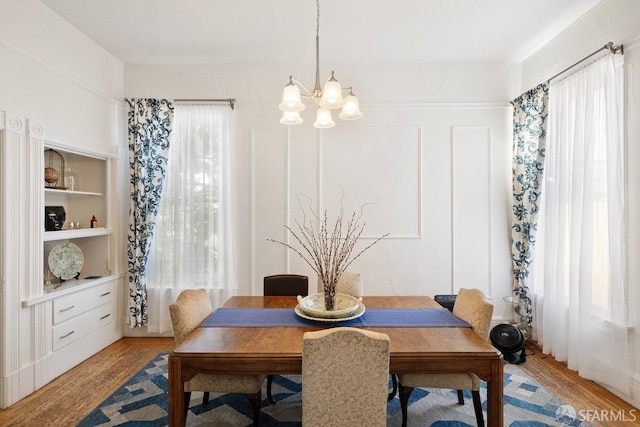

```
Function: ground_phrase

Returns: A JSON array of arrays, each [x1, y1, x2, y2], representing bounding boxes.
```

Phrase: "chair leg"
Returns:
[[399, 384, 414, 427], [457, 389, 465, 405], [267, 374, 276, 404], [245, 389, 262, 427], [471, 390, 485, 427], [388, 374, 398, 401], [183, 391, 191, 422], [202, 391, 210, 405]]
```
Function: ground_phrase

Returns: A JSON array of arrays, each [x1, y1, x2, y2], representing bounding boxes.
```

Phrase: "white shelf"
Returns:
[[22, 274, 122, 307], [45, 188, 104, 197], [43, 227, 111, 241]]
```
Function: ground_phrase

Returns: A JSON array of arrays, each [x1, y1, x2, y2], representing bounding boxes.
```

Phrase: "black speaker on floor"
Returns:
[[490, 323, 526, 364]]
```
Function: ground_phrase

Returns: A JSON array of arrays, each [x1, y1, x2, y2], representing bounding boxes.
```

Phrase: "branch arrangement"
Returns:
[[267, 198, 388, 294]]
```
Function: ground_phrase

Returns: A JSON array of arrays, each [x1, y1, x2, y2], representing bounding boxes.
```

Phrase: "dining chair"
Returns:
[[316, 271, 399, 399], [397, 288, 494, 427], [302, 327, 390, 427], [316, 270, 363, 297], [169, 289, 267, 426], [263, 274, 309, 296], [262, 274, 309, 403]]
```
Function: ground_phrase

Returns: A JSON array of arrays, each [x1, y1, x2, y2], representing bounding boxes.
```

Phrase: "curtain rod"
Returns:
[[547, 42, 624, 83], [173, 98, 236, 110]]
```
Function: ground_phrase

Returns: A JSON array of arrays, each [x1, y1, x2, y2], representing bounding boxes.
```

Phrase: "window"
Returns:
[[146, 103, 237, 334]]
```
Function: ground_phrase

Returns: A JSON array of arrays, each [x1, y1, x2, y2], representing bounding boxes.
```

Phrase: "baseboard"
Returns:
[[0, 369, 18, 408], [0, 324, 121, 408], [627, 374, 640, 408], [0, 355, 48, 408], [597, 380, 640, 413]]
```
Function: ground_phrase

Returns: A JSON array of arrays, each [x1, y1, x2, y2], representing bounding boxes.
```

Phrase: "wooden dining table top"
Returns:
[[173, 295, 501, 378], [169, 295, 504, 426]]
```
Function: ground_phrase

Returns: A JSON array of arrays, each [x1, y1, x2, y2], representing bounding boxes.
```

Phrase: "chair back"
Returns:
[[316, 271, 363, 297], [452, 288, 494, 341], [263, 274, 309, 296], [302, 327, 390, 427], [169, 289, 212, 345]]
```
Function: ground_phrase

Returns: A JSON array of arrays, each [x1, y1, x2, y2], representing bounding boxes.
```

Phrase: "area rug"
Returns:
[[77, 353, 592, 426]]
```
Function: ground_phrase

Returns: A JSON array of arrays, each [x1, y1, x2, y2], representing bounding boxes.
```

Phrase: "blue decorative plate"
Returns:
[[48, 242, 84, 280]]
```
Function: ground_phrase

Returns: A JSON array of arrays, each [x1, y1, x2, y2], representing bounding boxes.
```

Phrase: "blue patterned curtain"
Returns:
[[510, 84, 548, 334], [126, 98, 174, 328]]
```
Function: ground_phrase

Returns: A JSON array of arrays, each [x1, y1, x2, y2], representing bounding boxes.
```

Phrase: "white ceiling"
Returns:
[[40, 0, 601, 65]]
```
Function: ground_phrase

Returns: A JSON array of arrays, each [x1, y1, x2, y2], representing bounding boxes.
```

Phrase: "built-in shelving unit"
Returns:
[[42, 146, 113, 294], [0, 112, 122, 407]]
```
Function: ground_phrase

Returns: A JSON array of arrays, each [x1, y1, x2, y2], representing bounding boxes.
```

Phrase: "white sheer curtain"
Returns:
[[531, 53, 630, 394], [146, 103, 237, 334]]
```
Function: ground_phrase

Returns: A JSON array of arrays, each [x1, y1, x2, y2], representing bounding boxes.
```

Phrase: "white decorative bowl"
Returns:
[[296, 293, 362, 319]]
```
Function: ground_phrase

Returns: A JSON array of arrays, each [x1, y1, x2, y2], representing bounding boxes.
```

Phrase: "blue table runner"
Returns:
[[200, 308, 470, 328]]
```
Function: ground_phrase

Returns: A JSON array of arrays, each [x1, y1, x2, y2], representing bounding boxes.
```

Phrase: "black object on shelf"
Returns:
[[45, 206, 66, 231]]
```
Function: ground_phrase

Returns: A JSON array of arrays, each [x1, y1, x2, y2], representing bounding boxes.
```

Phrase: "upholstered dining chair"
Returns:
[[169, 289, 267, 426], [263, 274, 309, 297], [397, 288, 494, 427], [302, 327, 390, 427], [316, 271, 363, 297], [262, 274, 309, 403]]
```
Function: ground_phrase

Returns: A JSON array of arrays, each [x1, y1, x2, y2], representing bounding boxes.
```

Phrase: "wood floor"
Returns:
[[0, 338, 636, 426]]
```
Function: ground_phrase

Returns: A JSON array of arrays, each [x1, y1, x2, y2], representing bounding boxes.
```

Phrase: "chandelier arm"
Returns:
[[290, 77, 314, 97]]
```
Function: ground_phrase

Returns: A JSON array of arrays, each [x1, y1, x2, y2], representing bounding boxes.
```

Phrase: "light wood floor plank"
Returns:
[[518, 343, 638, 427], [0, 337, 174, 427]]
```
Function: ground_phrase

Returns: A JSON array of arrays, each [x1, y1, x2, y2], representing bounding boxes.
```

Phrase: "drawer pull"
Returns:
[[59, 305, 75, 313], [100, 292, 111, 297], [60, 331, 75, 339], [100, 313, 111, 320]]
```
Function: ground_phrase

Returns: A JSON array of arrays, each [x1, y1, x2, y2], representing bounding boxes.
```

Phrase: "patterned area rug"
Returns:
[[77, 353, 592, 426]]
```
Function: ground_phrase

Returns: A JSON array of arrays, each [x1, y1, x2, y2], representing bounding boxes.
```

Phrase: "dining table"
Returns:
[[168, 295, 504, 426]]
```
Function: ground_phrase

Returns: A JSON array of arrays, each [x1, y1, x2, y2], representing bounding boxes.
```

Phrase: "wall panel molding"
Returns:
[[319, 125, 423, 239], [250, 127, 290, 292], [248, 105, 511, 304], [451, 125, 493, 297]]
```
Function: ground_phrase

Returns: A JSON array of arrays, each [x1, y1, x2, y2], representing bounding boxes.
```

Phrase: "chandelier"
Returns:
[[279, 0, 363, 128]]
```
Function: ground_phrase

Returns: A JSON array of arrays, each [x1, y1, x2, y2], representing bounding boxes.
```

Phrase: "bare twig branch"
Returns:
[[267, 197, 387, 292]]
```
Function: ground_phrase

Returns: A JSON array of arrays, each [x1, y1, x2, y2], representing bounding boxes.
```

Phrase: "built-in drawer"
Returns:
[[52, 302, 113, 351], [53, 282, 114, 325]]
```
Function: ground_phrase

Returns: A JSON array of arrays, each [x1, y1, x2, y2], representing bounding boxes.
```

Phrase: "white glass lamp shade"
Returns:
[[319, 73, 345, 109], [313, 107, 335, 129], [280, 111, 303, 125], [279, 81, 305, 112], [338, 93, 363, 120]]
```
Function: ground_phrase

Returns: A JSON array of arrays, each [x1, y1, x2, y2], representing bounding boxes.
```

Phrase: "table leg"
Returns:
[[168, 354, 184, 427], [486, 358, 504, 427]]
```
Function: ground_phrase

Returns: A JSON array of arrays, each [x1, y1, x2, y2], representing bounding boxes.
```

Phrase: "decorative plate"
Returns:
[[296, 293, 362, 319], [295, 303, 366, 323], [48, 242, 84, 280]]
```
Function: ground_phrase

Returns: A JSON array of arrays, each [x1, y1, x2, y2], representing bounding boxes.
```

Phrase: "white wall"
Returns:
[[0, 0, 124, 406], [521, 0, 640, 408], [125, 61, 519, 335], [0, 0, 123, 142]]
